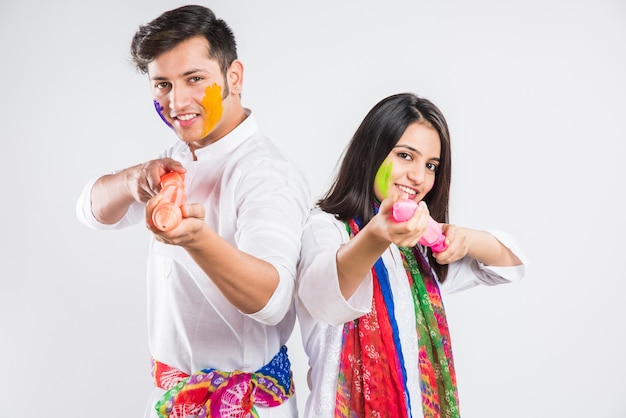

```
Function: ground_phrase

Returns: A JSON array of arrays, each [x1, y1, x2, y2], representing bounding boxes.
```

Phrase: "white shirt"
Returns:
[[77, 111, 311, 418], [296, 208, 528, 418]]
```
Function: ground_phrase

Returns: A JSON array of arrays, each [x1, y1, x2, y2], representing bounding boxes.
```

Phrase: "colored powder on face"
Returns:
[[374, 159, 393, 199], [153, 99, 172, 129], [200, 84, 224, 137]]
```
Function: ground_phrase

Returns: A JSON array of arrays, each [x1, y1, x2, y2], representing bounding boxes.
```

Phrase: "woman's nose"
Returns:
[[407, 164, 425, 184]]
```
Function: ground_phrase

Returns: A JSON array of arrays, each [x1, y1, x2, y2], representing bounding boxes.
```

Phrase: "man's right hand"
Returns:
[[127, 158, 186, 203], [91, 158, 186, 225]]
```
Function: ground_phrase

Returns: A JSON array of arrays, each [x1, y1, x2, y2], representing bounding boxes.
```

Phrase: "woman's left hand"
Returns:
[[432, 224, 469, 264]]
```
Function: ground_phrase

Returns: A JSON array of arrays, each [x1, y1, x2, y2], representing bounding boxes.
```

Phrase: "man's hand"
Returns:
[[127, 158, 186, 203]]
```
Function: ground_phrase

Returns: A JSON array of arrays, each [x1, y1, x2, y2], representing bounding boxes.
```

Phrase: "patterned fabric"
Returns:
[[152, 345, 294, 418], [335, 218, 460, 418]]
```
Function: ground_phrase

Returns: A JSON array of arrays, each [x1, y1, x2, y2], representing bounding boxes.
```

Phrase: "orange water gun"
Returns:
[[151, 172, 186, 232]]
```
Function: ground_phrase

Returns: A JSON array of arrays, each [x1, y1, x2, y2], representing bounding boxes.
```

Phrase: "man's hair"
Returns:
[[130, 5, 238, 76]]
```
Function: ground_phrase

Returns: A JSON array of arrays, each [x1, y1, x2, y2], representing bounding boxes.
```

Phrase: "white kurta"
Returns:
[[296, 207, 528, 418], [77, 110, 311, 418]]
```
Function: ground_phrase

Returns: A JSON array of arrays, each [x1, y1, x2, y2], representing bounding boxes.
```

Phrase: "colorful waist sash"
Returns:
[[152, 345, 294, 418]]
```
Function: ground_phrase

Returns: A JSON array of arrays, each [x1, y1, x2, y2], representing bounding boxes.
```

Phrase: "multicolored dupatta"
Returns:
[[335, 218, 460, 418]]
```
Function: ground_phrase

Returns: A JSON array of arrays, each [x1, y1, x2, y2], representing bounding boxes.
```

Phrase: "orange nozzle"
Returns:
[[152, 202, 183, 232], [151, 172, 186, 232]]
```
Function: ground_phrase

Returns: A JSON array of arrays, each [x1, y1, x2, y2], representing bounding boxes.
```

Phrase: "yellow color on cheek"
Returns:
[[201, 84, 224, 137]]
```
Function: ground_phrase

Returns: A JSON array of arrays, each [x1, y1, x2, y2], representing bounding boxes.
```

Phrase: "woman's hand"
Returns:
[[432, 224, 469, 264], [376, 195, 431, 248]]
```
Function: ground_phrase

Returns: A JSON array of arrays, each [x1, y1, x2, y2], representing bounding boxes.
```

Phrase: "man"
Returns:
[[76, 5, 310, 417]]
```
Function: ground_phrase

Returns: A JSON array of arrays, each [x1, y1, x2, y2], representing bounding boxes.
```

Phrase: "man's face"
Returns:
[[147, 36, 231, 147]]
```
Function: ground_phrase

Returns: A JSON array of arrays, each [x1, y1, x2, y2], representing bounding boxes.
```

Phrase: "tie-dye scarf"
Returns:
[[335, 218, 460, 418], [152, 345, 294, 418]]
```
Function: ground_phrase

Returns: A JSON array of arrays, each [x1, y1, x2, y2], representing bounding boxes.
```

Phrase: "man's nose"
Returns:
[[169, 85, 193, 112]]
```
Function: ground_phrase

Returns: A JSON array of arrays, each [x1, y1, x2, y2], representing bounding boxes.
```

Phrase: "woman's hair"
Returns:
[[130, 5, 238, 77], [319, 92, 452, 281]]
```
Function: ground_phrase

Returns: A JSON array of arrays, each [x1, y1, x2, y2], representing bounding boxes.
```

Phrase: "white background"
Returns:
[[1, 0, 625, 417]]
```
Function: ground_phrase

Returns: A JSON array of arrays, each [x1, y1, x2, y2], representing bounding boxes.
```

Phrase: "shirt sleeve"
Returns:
[[297, 210, 373, 327], [75, 175, 145, 230], [236, 157, 312, 325], [440, 229, 529, 295]]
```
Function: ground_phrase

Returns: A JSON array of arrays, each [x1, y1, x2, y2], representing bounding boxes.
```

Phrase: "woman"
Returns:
[[296, 93, 527, 417]]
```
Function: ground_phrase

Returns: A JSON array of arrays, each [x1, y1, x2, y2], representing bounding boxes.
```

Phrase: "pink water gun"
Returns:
[[151, 172, 186, 232], [391, 199, 448, 252]]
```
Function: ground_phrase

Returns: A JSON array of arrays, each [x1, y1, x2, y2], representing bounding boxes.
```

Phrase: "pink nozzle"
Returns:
[[392, 199, 418, 222], [392, 199, 447, 252]]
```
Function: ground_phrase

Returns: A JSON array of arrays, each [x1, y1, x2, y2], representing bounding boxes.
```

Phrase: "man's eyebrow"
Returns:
[[181, 68, 205, 77], [150, 69, 206, 81]]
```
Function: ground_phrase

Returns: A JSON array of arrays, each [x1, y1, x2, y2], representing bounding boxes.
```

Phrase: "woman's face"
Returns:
[[374, 121, 441, 202]]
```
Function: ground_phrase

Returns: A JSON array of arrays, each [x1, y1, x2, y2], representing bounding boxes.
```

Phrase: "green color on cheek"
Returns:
[[374, 159, 393, 199]]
